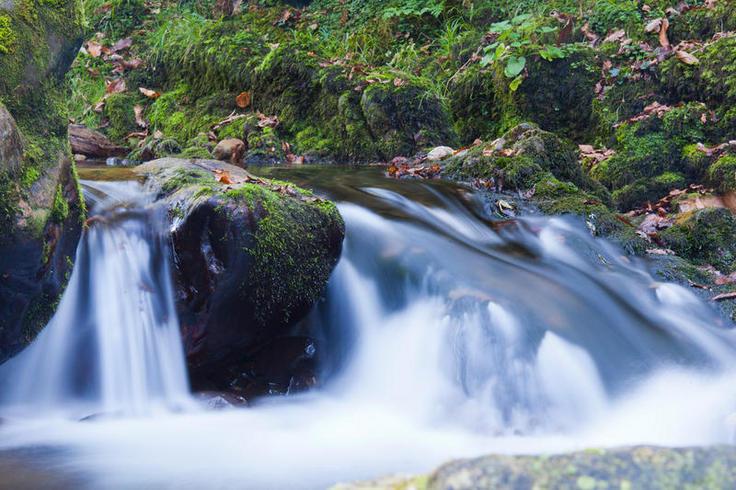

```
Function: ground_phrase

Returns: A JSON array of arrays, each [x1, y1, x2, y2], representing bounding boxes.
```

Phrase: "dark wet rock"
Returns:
[[135, 158, 344, 393], [212, 336, 320, 399]]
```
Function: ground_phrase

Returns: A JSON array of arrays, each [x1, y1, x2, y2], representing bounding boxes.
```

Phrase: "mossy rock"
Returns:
[[445, 123, 602, 194], [360, 80, 456, 159], [426, 446, 736, 489], [450, 46, 599, 143], [659, 34, 736, 138], [136, 158, 345, 391], [0, 0, 85, 363], [707, 154, 736, 193], [660, 207, 736, 273], [668, 2, 736, 44]]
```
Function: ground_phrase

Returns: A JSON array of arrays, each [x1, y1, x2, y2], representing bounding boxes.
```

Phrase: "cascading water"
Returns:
[[0, 166, 735, 489], [0, 180, 191, 418]]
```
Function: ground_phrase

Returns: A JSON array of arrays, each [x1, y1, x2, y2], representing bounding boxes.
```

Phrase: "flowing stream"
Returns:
[[0, 166, 735, 489]]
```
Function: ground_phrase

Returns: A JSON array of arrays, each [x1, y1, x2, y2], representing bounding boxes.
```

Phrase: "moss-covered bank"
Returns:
[[0, 0, 85, 362]]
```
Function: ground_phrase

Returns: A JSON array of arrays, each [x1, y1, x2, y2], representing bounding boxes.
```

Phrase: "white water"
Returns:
[[0, 176, 735, 488], [0, 181, 191, 418]]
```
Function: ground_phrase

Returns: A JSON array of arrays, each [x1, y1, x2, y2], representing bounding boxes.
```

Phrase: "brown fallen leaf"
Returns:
[[711, 292, 736, 302], [110, 37, 133, 53], [134, 105, 147, 128], [105, 78, 127, 94], [604, 30, 627, 44], [139, 87, 160, 99], [256, 112, 279, 128], [236, 91, 252, 109], [123, 58, 144, 70], [86, 40, 103, 58], [675, 50, 700, 65], [581, 21, 599, 44]]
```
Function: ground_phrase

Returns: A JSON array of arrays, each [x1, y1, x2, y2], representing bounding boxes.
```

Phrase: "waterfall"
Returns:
[[0, 167, 734, 488], [0, 181, 192, 418]]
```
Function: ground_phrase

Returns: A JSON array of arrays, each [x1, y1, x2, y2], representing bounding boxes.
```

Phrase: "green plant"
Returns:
[[479, 14, 567, 90], [383, 0, 445, 20]]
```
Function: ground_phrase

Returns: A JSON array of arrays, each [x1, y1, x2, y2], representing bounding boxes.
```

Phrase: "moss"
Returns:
[[598, 124, 679, 189], [668, 2, 736, 44], [659, 34, 736, 138], [587, 0, 641, 36], [222, 182, 343, 326], [592, 78, 658, 143], [445, 148, 543, 189], [0, 13, 16, 54], [449, 46, 598, 142], [660, 207, 736, 273], [707, 155, 736, 193], [681, 143, 712, 176], [103, 92, 139, 143]]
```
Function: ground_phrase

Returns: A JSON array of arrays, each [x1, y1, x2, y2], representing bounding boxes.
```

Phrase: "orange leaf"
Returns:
[[86, 41, 103, 58], [216, 171, 233, 185], [139, 87, 160, 99], [236, 91, 252, 109], [675, 50, 700, 65]]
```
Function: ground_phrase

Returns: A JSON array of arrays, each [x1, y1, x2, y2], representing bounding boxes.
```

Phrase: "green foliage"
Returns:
[[479, 13, 568, 89], [84, 0, 147, 38], [0, 14, 16, 54], [587, 0, 641, 36], [382, 0, 445, 20]]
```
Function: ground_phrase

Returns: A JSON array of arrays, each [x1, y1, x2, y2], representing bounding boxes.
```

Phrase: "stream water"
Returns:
[[0, 166, 735, 489]]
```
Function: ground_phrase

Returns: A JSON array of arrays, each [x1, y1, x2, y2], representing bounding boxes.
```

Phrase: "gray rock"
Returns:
[[428, 446, 736, 490], [0, 103, 22, 174]]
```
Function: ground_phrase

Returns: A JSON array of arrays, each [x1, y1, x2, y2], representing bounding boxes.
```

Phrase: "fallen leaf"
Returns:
[[256, 112, 279, 128], [123, 58, 144, 70], [215, 170, 234, 185], [604, 30, 627, 44], [658, 18, 670, 49], [675, 50, 700, 65], [139, 87, 160, 99], [110, 37, 133, 53], [236, 91, 252, 109], [393, 78, 405, 87], [86, 40, 103, 58], [105, 78, 127, 94], [711, 292, 736, 302], [134, 105, 147, 128]]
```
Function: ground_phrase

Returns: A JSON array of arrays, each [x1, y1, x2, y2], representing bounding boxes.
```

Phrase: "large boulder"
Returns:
[[136, 158, 344, 394], [428, 446, 736, 489], [443, 123, 600, 193], [334, 446, 736, 489], [0, 1, 85, 363]]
